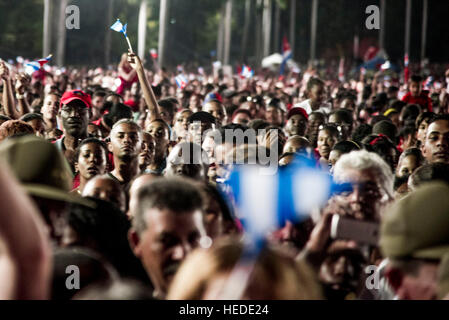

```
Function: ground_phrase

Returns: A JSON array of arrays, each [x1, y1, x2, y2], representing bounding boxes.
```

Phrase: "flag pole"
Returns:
[[125, 36, 134, 53]]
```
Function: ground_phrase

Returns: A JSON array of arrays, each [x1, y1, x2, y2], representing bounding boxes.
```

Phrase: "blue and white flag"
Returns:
[[175, 74, 188, 89], [225, 155, 353, 244], [110, 19, 127, 36], [240, 65, 254, 79], [110, 19, 133, 52], [24, 54, 52, 75]]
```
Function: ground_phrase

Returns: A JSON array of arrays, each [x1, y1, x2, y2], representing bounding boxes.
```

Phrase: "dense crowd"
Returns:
[[1, 51, 449, 300]]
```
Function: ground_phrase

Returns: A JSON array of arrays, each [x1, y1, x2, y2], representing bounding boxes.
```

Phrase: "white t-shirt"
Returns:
[[295, 99, 331, 115]]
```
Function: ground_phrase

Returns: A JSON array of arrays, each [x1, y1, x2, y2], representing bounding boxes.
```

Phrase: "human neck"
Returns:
[[64, 133, 86, 150], [44, 117, 57, 130], [112, 157, 138, 183]]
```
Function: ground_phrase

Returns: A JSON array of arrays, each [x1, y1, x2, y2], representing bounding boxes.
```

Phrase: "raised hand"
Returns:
[[15, 72, 30, 94], [0, 61, 10, 81], [127, 50, 143, 72]]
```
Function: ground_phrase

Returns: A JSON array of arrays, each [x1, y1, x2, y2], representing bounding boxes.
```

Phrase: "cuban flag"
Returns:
[[110, 19, 127, 36], [240, 65, 254, 78], [175, 74, 188, 89], [423, 76, 434, 90], [279, 36, 292, 76], [24, 54, 52, 76]]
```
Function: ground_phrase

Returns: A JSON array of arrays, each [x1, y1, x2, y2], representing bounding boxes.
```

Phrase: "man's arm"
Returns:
[[0, 162, 52, 299], [0, 61, 19, 119], [127, 51, 160, 122], [14, 73, 31, 116]]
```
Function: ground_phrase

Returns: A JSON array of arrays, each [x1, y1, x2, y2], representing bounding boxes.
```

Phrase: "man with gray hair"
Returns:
[[108, 119, 143, 190], [333, 149, 394, 221], [128, 177, 208, 299]]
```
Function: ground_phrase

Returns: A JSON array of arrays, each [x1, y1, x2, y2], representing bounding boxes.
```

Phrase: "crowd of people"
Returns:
[[1, 49, 449, 300]]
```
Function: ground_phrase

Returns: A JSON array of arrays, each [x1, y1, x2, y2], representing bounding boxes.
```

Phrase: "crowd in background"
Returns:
[[1, 50, 449, 300]]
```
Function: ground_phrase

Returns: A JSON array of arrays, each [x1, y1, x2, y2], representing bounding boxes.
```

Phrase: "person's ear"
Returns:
[[107, 140, 113, 153], [128, 228, 141, 257], [384, 266, 404, 292], [74, 162, 79, 174]]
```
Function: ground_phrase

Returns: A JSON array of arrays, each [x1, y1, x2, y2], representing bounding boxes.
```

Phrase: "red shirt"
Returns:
[[401, 92, 433, 112]]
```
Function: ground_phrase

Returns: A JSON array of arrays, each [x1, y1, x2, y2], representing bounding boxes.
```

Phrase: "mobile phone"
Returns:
[[330, 214, 379, 246]]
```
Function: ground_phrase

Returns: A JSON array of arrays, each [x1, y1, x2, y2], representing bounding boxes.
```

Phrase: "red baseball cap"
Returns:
[[286, 107, 308, 121], [60, 90, 92, 109]]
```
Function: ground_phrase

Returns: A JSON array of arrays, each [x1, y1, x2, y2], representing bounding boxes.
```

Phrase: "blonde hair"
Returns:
[[167, 238, 323, 300]]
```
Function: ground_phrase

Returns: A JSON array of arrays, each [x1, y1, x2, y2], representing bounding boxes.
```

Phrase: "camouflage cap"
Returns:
[[380, 182, 449, 260], [0, 135, 92, 206]]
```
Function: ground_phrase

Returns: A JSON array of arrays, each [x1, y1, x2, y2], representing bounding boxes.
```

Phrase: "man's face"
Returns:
[[76, 143, 107, 180], [286, 114, 307, 136], [396, 154, 418, 178], [166, 144, 207, 180], [410, 81, 422, 97], [189, 95, 201, 109], [109, 123, 142, 161], [60, 100, 90, 138], [29, 119, 46, 138], [133, 208, 206, 295], [423, 120, 449, 164], [335, 168, 384, 221], [82, 178, 125, 212], [329, 114, 351, 140], [309, 84, 325, 105], [204, 102, 226, 125], [232, 112, 251, 126], [328, 150, 342, 174], [265, 107, 282, 126], [319, 242, 367, 299], [317, 129, 337, 159], [306, 114, 325, 145], [417, 120, 429, 145], [91, 95, 104, 111], [269, 219, 314, 253], [87, 124, 102, 139], [158, 106, 174, 126], [389, 261, 439, 300], [283, 138, 308, 154], [42, 94, 60, 120], [139, 132, 155, 169], [174, 110, 192, 134]]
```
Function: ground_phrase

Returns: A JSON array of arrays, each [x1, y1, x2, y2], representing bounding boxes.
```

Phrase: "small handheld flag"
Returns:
[[240, 65, 254, 79], [110, 19, 133, 53], [24, 54, 52, 76], [423, 76, 434, 90], [175, 74, 188, 90], [279, 36, 292, 76]]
